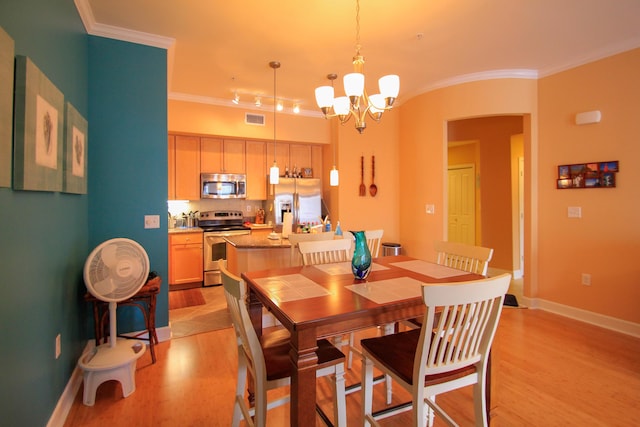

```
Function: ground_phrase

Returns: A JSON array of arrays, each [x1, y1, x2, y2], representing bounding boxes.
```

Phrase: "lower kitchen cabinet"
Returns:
[[168, 232, 203, 286]]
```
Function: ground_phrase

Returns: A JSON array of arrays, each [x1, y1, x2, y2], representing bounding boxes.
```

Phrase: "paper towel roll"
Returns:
[[282, 212, 293, 238]]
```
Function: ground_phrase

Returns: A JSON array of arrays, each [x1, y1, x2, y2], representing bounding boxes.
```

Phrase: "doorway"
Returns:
[[446, 116, 525, 277]]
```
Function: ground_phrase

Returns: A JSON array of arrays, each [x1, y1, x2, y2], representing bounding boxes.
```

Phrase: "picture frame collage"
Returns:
[[557, 161, 618, 189], [1, 25, 88, 194]]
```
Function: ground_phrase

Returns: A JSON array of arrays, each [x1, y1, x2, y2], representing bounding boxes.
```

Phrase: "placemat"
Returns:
[[346, 276, 424, 304], [390, 260, 469, 279], [255, 274, 331, 302], [312, 261, 389, 275]]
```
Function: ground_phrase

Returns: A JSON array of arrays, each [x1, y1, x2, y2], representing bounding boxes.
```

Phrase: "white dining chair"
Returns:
[[434, 240, 494, 276], [220, 261, 347, 427], [297, 238, 352, 265], [287, 231, 336, 266], [346, 229, 384, 258], [361, 273, 511, 427]]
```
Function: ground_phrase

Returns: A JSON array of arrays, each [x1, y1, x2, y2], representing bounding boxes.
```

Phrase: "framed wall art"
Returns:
[[13, 55, 64, 192], [556, 160, 619, 189], [0, 26, 14, 188], [63, 102, 88, 194]]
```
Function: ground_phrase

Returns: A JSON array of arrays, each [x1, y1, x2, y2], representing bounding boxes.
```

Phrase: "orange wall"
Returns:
[[333, 111, 401, 244], [398, 79, 538, 268], [537, 48, 640, 323]]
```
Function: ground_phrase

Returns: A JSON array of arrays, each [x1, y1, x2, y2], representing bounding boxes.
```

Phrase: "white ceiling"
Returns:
[[78, 0, 640, 116]]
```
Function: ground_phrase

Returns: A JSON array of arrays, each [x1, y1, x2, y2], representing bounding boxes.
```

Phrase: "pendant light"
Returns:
[[269, 61, 280, 184]]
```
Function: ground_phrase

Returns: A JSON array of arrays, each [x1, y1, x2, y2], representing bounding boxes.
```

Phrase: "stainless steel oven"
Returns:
[[200, 210, 251, 286]]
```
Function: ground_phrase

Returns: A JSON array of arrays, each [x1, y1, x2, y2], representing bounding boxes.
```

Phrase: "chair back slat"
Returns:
[[434, 240, 494, 275], [416, 274, 510, 379], [287, 232, 335, 265], [298, 239, 352, 266]]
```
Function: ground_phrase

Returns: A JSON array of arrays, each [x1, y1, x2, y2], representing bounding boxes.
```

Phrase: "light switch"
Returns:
[[567, 207, 581, 218], [425, 204, 435, 215], [144, 215, 160, 229]]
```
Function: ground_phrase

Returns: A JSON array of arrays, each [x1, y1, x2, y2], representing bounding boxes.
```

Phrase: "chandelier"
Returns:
[[314, 0, 399, 134]]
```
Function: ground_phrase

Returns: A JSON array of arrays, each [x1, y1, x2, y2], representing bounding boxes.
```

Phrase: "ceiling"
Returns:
[[78, 0, 640, 117]]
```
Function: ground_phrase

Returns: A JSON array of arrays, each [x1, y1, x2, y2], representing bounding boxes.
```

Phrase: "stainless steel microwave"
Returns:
[[201, 173, 246, 199]]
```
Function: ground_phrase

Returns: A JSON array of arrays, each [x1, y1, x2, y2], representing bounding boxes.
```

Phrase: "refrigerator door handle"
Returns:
[[293, 191, 299, 225]]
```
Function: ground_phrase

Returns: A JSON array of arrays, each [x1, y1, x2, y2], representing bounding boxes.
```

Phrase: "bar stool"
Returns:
[[85, 275, 161, 363]]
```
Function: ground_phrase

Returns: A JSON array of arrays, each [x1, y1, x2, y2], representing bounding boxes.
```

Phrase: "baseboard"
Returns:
[[525, 297, 640, 338], [46, 341, 93, 427]]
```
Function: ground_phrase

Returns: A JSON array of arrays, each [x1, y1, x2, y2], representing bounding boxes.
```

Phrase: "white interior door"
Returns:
[[448, 164, 476, 245]]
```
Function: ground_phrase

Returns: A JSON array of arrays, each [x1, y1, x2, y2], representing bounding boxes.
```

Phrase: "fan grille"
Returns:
[[84, 238, 150, 302]]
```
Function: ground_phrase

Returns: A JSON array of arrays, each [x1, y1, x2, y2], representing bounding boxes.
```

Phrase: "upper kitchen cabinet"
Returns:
[[246, 140, 267, 200], [311, 145, 323, 180], [266, 142, 290, 175], [201, 137, 246, 173], [289, 144, 312, 173], [169, 134, 201, 200]]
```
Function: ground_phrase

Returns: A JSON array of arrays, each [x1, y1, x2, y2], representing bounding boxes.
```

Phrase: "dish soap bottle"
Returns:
[[335, 221, 343, 237]]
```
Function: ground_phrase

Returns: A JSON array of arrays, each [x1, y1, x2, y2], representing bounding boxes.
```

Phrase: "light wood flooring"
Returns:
[[64, 305, 640, 426]]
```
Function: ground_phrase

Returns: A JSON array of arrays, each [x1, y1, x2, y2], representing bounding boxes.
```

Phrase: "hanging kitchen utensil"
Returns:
[[369, 155, 378, 197], [359, 155, 366, 196]]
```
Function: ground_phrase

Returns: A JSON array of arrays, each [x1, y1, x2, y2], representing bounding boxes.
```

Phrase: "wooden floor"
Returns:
[[64, 307, 640, 426]]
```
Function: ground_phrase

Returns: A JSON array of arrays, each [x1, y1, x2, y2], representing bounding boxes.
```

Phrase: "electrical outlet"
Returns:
[[246, 205, 252, 212], [144, 215, 160, 229], [581, 273, 591, 286], [55, 334, 61, 359], [425, 204, 435, 215]]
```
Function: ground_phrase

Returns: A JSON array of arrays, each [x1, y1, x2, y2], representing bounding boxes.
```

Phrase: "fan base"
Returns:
[[78, 338, 146, 406]]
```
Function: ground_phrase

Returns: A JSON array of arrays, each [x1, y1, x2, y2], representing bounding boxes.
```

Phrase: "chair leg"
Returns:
[[361, 355, 375, 427], [473, 378, 489, 427], [232, 353, 248, 427], [332, 363, 347, 427]]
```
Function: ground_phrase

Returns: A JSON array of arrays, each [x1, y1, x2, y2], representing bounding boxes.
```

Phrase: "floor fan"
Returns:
[[78, 238, 150, 406]]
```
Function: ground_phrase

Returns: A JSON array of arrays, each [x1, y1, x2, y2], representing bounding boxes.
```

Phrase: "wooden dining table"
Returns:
[[242, 255, 484, 426]]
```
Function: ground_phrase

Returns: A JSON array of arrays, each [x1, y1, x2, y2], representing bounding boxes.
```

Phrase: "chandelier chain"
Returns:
[[355, 0, 361, 54]]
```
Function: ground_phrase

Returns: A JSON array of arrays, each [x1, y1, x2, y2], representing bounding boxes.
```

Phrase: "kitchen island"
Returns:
[[224, 233, 293, 277]]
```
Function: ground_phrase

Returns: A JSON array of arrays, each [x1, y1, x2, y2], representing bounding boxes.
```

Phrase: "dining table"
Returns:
[[242, 254, 485, 426]]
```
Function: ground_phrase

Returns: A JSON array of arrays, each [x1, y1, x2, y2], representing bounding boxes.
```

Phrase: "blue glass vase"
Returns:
[[350, 231, 372, 280]]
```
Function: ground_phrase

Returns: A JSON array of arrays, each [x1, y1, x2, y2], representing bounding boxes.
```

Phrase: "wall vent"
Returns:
[[245, 113, 265, 126]]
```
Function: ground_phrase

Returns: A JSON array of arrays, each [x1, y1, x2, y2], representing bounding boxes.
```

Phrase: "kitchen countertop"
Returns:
[[168, 227, 203, 234], [224, 233, 291, 249]]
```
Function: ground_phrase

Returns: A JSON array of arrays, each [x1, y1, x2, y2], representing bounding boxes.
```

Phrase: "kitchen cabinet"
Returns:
[[201, 137, 246, 173], [169, 135, 201, 200], [168, 232, 203, 286], [245, 140, 267, 200], [266, 141, 290, 176], [311, 145, 324, 180], [289, 144, 312, 173]]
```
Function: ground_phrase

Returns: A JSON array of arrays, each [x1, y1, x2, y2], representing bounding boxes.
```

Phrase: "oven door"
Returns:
[[203, 234, 226, 286]]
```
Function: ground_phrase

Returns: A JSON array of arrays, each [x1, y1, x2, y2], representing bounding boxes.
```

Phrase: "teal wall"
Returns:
[[87, 37, 169, 332], [0, 1, 168, 425]]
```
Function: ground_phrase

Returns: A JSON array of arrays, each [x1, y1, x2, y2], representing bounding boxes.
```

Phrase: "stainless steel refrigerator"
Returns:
[[266, 178, 322, 226]]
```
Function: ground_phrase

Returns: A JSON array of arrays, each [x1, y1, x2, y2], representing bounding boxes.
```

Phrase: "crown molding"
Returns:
[[538, 37, 640, 77], [74, 0, 174, 49]]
